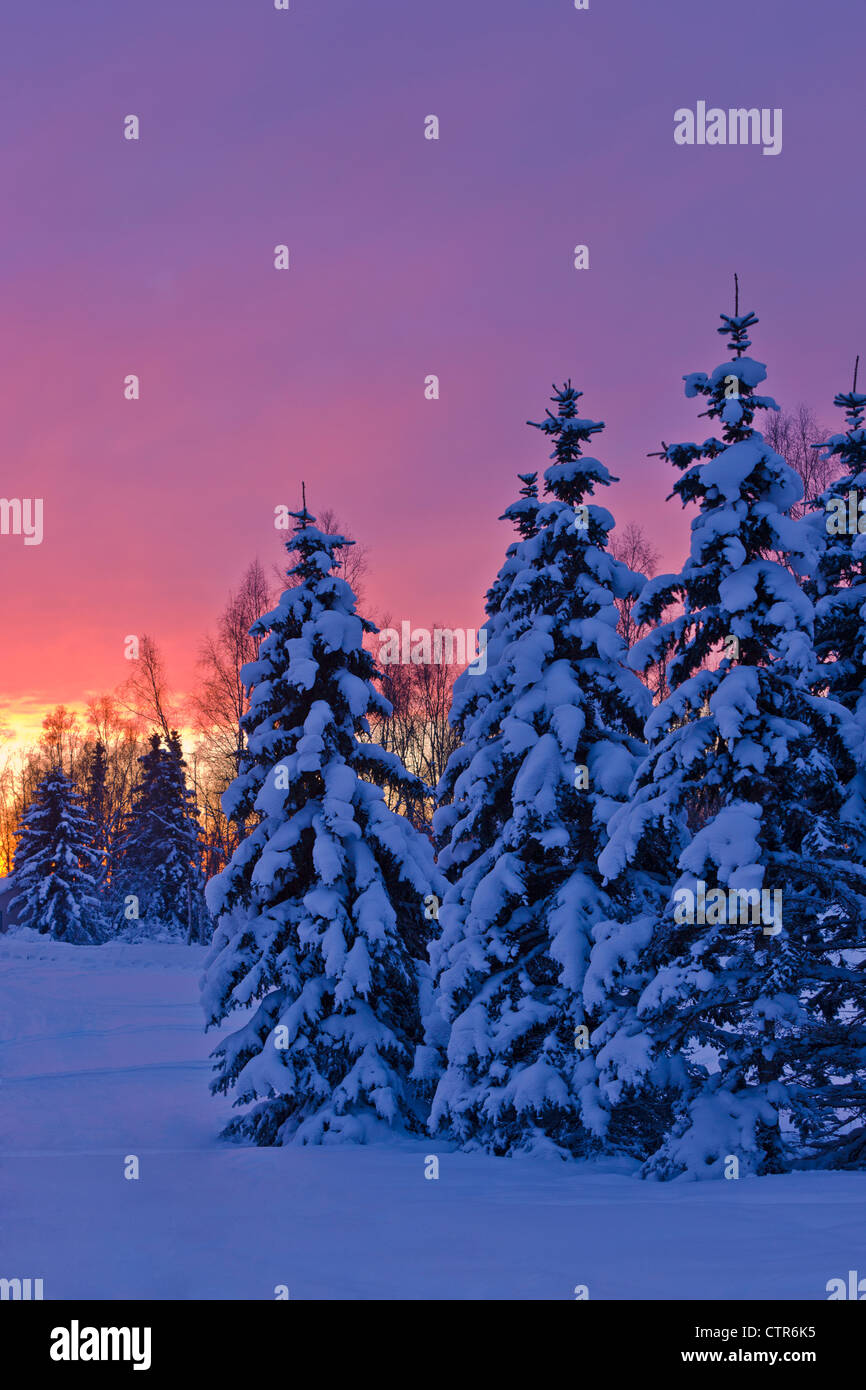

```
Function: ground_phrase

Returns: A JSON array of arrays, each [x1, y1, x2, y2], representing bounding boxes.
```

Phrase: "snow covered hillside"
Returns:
[[1, 935, 863, 1300]]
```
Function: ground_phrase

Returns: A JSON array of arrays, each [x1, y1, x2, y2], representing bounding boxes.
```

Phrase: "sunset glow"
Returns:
[[2, 0, 861, 746]]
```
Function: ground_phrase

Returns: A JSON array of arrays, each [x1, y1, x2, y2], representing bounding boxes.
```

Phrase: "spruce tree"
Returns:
[[85, 739, 109, 892], [802, 369, 866, 1165], [116, 732, 204, 937], [418, 385, 651, 1157], [201, 508, 441, 1145], [9, 767, 104, 943], [588, 301, 866, 1178], [808, 370, 866, 843], [164, 731, 207, 941]]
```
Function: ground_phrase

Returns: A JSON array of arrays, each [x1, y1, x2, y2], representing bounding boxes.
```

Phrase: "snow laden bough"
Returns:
[[586, 305, 866, 1180], [419, 385, 651, 1157], [201, 509, 443, 1146]]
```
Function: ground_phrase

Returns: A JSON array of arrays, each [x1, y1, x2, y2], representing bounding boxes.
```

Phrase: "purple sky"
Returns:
[[2, 0, 863, 743]]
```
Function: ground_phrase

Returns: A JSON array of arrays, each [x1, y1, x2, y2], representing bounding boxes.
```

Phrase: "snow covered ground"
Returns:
[[1, 934, 863, 1301]]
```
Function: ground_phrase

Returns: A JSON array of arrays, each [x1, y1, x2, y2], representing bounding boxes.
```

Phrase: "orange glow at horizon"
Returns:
[[0, 698, 200, 762]]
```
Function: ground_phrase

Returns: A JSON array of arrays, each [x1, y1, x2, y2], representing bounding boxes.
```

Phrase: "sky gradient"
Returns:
[[2, 0, 864, 748]]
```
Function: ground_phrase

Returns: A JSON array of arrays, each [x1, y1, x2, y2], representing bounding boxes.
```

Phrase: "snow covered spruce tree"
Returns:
[[84, 737, 109, 892], [202, 508, 442, 1145], [808, 370, 866, 837], [417, 385, 652, 1157], [9, 766, 104, 943], [588, 302, 866, 1179], [115, 731, 204, 939], [801, 371, 866, 1166]]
